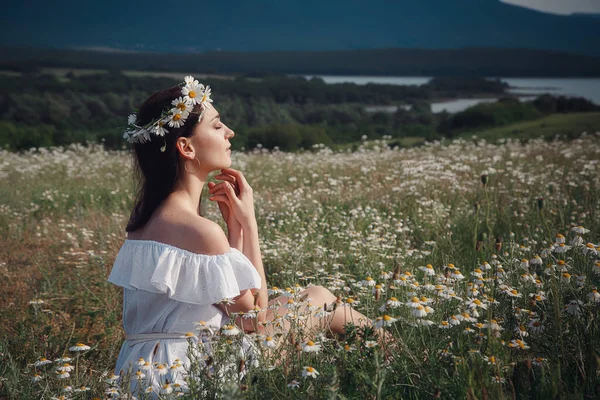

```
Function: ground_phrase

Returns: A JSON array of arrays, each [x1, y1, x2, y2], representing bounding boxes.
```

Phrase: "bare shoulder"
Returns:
[[129, 211, 230, 256], [178, 215, 230, 255]]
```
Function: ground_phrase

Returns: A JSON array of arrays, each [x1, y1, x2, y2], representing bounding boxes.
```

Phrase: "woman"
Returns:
[[108, 76, 374, 395]]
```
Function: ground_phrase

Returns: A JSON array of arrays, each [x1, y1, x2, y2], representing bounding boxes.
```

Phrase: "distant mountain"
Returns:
[[1, 0, 599, 57]]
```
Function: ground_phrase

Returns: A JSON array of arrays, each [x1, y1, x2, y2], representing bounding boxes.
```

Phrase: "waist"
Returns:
[[125, 332, 193, 342]]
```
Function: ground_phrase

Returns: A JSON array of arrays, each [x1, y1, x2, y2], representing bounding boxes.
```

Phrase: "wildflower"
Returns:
[[54, 357, 72, 363], [73, 386, 90, 392], [530, 255, 543, 265], [221, 325, 241, 336], [448, 315, 462, 325], [439, 321, 451, 329], [219, 298, 236, 306], [302, 366, 320, 379], [386, 297, 402, 308], [419, 264, 436, 276], [492, 376, 506, 384], [56, 363, 74, 372], [406, 297, 421, 308], [594, 262, 600, 275], [463, 327, 475, 334], [564, 300, 583, 315], [452, 270, 465, 280], [62, 386, 72, 392], [514, 325, 528, 337], [343, 344, 357, 352], [69, 343, 91, 352], [555, 234, 565, 244], [28, 299, 44, 305], [134, 370, 146, 380], [56, 370, 70, 379], [561, 273, 571, 283], [571, 226, 589, 234], [268, 286, 283, 296], [508, 339, 530, 350], [419, 319, 435, 326], [287, 379, 300, 389], [262, 336, 277, 348], [520, 259, 529, 269], [302, 340, 322, 353], [160, 383, 173, 395], [34, 357, 52, 367], [31, 373, 42, 383], [362, 276, 376, 287], [466, 298, 488, 310], [155, 364, 168, 376], [105, 373, 120, 383], [588, 289, 600, 303], [412, 305, 428, 318], [553, 243, 571, 253], [528, 319, 544, 333], [365, 340, 378, 348], [344, 297, 359, 307], [505, 288, 522, 298], [374, 314, 397, 328], [460, 312, 476, 323]]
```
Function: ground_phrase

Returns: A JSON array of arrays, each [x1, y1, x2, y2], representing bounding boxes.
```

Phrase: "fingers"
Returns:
[[208, 194, 230, 205], [220, 168, 250, 193], [209, 180, 240, 197]]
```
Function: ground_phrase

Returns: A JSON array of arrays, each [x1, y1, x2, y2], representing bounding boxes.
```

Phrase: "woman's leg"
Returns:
[[262, 285, 372, 337]]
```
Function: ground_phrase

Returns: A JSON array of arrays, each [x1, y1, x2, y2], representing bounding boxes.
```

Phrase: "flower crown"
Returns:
[[123, 75, 213, 146]]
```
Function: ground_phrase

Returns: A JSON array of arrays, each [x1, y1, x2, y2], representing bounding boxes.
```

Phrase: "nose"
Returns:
[[225, 125, 235, 139]]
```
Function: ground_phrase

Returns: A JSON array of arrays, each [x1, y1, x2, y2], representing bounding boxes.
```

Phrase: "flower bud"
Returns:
[[480, 174, 488, 186], [495, 236, 502, 252], [537, 197, 544, 210]]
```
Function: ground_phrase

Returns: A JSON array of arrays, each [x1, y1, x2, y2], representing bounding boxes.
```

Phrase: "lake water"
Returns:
[[304, 75, 600, 113]]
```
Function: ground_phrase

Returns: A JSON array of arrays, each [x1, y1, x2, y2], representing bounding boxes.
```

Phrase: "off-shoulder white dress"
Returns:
[[108, 239, 262, 394]]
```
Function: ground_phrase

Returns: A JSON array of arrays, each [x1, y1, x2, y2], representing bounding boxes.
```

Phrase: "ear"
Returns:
[[175, 136, 196, 160]]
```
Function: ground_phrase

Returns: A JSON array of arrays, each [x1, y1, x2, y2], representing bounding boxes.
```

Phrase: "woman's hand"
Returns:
[[208, 168, 256, 229]]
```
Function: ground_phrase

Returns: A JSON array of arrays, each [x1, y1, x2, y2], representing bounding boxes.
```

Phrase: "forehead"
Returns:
[[201, 103, 219, 121]]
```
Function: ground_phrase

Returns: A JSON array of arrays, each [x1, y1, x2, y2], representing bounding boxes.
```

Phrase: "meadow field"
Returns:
[[1, 134, 599, 399]]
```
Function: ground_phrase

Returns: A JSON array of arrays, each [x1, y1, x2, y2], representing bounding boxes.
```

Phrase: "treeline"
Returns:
[[1, 72, 598, 151], [2, 46, 600, 77]]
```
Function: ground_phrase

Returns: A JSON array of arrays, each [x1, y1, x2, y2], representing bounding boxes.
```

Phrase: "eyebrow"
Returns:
[[211, 113, 221, 122]]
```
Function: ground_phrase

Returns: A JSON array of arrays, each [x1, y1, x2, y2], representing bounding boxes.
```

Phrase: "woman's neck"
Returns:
[[172, 172, 207, 214]]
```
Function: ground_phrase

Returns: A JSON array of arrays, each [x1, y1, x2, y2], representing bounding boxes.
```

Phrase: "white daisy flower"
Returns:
[[69, 343, 90, 352], [127, 114, 137, 126], [287, 379, 300, 389], [31, 373, 43, 383], [56, 371, 70, 379], [386, 297, 402, 308], [182, 81, 205, 105], [184, 75, 198, 85], [374, 315, 397, 328], [364, 340, 378, 348], [508, 339, 530, 350], [171, 96, 193, 113], [200, 86, 213, 106], [302, 340, 322, 353], [56, 363, 74, 372], [588, 289, 600, 303], [34, 357, 52, 367], [221, 325, 241, 336], [302, 366, 319, 379], [555, 234, 566, 244], [466, 298, 488, 310], [439, 321, 451, 329], [571, 226, 589, 234], [419, 264, 436, 276], [134, 370, 146, 380], [155, 364, 169, 376], [167, 110, 189, 128], [412, 305, 428, 318], [362, 277, 376, 287], [262, 336, 277, 348], [530, 256, 543, 265], [527, 319, 544, 333]]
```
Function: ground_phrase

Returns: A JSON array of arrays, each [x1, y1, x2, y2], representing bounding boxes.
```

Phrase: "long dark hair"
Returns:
[[126, 86, 203, 232]]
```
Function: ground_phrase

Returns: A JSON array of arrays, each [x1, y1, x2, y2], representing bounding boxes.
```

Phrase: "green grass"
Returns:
[[462, 112, 600, 142], [1, 136, 599, 399]]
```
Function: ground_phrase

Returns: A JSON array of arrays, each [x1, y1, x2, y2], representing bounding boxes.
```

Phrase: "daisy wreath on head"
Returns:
[[123, 76, 213, 147]]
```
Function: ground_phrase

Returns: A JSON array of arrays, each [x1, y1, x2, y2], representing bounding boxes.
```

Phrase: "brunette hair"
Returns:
[[125, 86, 203, 232]]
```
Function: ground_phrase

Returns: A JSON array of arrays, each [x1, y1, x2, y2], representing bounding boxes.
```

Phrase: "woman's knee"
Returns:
[[302, 285, 336, 304]]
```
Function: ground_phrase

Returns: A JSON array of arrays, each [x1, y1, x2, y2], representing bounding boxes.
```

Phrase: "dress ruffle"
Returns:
[[108, 240, 262, 305]]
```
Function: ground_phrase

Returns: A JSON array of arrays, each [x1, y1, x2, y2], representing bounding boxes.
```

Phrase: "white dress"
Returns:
[[107, 239, 262, 394]]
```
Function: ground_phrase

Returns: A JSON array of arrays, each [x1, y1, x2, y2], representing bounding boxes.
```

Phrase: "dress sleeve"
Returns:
[[108, 243, 262, 305]]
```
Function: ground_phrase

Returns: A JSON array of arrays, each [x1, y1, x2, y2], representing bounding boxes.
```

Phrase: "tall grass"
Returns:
[[0, 135, 599, 399]]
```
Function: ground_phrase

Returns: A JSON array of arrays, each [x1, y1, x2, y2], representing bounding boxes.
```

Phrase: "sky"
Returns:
[[501, 0, 600, 15]]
